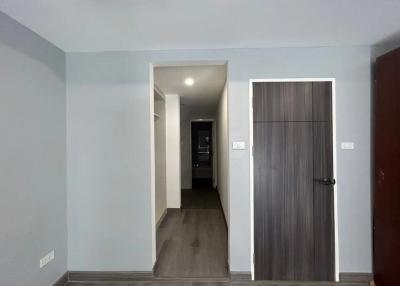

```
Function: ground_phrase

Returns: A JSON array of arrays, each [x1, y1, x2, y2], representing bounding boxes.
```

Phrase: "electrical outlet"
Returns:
[[39, 250, 54, 268]]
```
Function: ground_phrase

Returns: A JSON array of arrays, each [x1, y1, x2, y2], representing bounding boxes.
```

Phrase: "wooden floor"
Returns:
[[154, 188, 228, 278], [181, 188, 222, 209], [67, 282, 368, 286]]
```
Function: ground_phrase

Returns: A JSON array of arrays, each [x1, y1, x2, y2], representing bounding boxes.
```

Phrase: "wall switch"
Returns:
[[40, 250, 54, 268], [232, 141, 246, 150], [341, 142, 355, 150]]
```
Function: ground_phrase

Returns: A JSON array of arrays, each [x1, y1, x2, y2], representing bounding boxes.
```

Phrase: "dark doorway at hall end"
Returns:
[[191, 121, 214, 190]]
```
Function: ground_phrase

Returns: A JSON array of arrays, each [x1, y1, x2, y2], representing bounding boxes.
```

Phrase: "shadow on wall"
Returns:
[[372, 30, 400, 58], [0, 11, 65, 79]]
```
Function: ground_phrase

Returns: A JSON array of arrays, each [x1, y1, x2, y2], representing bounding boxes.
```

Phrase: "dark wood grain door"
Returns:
[[253, 81, 335, 281], [373, 48, 400, 286]]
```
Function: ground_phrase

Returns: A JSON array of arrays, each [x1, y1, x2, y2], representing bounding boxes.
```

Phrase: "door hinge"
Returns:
[[253, 253, 255, 264]]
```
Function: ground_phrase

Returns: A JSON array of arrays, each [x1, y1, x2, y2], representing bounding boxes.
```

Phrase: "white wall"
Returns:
[[67, 46, 372, 273], [154, 92, 166, 224], [217, 82, 229, 224], [67, 56, 153, 270], [165, 94, 181, 208], [0, 11, 67, 286]]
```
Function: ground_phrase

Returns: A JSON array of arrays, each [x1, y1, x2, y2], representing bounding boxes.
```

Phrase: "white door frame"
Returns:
[[249, 78, 339, 281]]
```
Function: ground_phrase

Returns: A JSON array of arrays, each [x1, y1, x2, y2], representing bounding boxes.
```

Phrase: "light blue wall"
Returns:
[[67, 46, 372, 273], [0, 12, 67, 286]]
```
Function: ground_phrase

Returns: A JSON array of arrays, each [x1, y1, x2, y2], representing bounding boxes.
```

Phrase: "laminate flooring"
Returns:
[[181, 188, 221, 209], [154, 188, 228, 278], [67, 282, 368, 286]]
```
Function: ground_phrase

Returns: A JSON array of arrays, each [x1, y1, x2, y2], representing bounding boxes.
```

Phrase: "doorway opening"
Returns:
[[191, 121, 214, 189], [249, 79, 339, 282], [150, 62, 229, 279]]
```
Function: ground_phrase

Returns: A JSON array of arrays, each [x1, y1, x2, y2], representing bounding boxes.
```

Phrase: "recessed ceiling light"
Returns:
[[184, 77, 194, 86]]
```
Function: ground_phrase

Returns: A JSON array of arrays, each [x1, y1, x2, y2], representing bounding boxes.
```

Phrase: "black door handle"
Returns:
[[315, 178, 336, 186]]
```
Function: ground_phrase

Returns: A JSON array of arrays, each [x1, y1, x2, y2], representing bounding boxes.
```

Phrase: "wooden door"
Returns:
[[253, 81, 335, 281], [373, 48, 400, 286]]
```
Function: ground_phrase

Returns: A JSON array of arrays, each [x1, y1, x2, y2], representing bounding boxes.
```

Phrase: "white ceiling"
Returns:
[[154, 65, 227, 114], [0, 0, 400, 52]]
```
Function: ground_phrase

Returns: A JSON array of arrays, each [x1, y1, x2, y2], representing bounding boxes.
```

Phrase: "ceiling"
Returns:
[[0, 0, 400, 52], [154, 65, 227, 114]]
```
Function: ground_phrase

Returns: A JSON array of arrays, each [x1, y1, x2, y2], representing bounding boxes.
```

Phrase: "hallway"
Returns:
[[154, 189, 228, 278]]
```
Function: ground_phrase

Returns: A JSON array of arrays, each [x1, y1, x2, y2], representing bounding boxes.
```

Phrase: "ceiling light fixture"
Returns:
[[184, 77, 194, 86]]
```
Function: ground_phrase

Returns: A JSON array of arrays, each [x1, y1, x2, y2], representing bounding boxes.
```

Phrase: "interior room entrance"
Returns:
[[151, 62, 229, 278]]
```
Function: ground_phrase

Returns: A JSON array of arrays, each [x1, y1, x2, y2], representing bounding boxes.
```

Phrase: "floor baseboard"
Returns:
[[215, 188, 229, 231], [52, 272, 68, 286], [56, 270, 374, 285], [156, 208, 168, 230], [339, 272, 373, 283], [153, 276, 229, 282], [166, 207, 181, 213], [230, 271, 252, 281], [68, 271, 153, 282], [249, 282, 368, 285]]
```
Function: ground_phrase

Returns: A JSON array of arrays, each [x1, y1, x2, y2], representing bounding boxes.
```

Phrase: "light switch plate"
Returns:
[[232, 141, 246, 150], [341, 142, 355, 150]]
